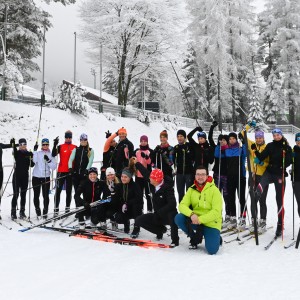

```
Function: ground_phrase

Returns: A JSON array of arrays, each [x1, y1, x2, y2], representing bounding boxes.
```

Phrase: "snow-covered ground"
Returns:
[[0, 101, 299, 300]]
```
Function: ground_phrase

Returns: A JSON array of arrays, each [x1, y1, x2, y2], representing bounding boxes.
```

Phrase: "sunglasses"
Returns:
[[42, 144, 49, 146], [80, 139, 88, 141], [20, 143, 27, 146]]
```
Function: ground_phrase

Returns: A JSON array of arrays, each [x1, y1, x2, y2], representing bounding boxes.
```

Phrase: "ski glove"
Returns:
[[68, 168, 74, 175], [10, 138, 15, 145], [44, 155, 51, 163], [53, 136, 59, 147], [254, 157, 264, 166], [212, 121, 218, 128], [238, 132, 245, 144], [105, 130, 112, 138], [248, 120, 256, 128], [122, 203, 127, 213], [34, 142, 38, 151], [196, 126, 203, 132], [250, 143, 257, 151]]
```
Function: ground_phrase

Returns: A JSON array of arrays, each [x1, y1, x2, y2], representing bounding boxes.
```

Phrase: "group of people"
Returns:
[[0, 122, 300, 255]]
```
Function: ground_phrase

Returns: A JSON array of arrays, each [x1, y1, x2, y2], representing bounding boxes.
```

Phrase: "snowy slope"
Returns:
[[0, 101, 300, 300]]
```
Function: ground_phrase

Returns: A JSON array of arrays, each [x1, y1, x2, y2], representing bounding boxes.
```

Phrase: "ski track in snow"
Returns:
[[0, 101, 299, 300]]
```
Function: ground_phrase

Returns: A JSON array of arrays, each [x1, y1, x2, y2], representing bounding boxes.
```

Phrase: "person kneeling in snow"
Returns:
[[175, 165, 222, 254], [130, 157, 179, 246]]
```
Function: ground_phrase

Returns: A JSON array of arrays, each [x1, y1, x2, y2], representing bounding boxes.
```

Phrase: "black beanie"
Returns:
[[228, 132, 238, 140], [177, 129, 186, 139], [218, 134, 229, 143], [19, 138, 27, 144]]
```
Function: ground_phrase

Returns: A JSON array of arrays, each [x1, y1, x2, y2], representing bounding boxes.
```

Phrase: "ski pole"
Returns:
[[292, 155, 295, 240], [0, 165, 14, 199], [282, 145, 286, 241]]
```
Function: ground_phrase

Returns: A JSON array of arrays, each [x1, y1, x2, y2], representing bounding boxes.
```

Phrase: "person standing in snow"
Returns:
[[68, 133, 94, 193], [134, 135, 153, 212], [32, 138, 57, 218], [292, 133, 300, 218], [253, 128, 292, 237], [11, 138, 34, 220], [173, 129, 194, 202], [175, 165, 222, 254], [51, 130, 77, 214]]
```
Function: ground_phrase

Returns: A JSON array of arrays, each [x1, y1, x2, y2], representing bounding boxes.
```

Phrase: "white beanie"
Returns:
[[106, 167, 115, 176]]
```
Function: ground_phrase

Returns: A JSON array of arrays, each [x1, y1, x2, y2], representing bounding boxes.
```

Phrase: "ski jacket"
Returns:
[[255, 138, 292, 177], [75, 178, 103, 207], [111, 180, 143, 218], [135, 162, 177, 222], [135, 146, 152, 178], [102, 133, 117, 172], [240, 125, 269, 176], [68, 146, 94, 175], [173, 142, 194, 175], [152, 144, 174, 177], [293, 145, 300, 182], [187, 128, 214, 169], [179, 177, 222, 231], [0, 143, 13, 171], [53, 143, 77, 173], [13, 146, 34, 177], [113, 138, 134, 175], [32, 150, 56, 178], [225, 142, 246, 177]]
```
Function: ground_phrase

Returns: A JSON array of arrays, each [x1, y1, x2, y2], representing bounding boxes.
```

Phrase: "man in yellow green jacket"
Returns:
[[175, 165, 222, 254]]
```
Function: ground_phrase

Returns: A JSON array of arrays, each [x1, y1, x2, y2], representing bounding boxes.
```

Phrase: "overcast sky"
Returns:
[[32, 0, 266, 91]]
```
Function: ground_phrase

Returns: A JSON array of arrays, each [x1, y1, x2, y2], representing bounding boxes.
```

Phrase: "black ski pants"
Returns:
[[54, 172, 73, 210], [250, 174, 269, 220], [73, 173, 86, 194], [11, 173, 29, 211], [135, 211, 179, 243], [213, 175, 229, 216], [176, 173, 193, 202], [135, 177, 152, 211], [32, 176, 50, 214], [255, 170, 286, 225], [293, 181, 300, 217], [227, 175, 246, 217]]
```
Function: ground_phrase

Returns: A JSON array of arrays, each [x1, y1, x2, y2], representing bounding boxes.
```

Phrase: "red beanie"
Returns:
[[150, 169, 164, 184], [160, 130, 168, 139]]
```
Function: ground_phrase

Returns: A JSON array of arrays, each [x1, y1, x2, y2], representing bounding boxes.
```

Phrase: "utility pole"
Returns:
[[41, 24, 46, 105], [74, 32, 77, 84], [99, 43, 103, 113]]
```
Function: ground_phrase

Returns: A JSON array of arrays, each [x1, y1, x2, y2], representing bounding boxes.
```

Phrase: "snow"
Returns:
[[0, 101, 300, 300], [19, 84, 52, 101]]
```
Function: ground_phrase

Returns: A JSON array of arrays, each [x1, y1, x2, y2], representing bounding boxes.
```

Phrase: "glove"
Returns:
[[238, 132, 245, 144], [44, 154, 51, 163], [248, 120, 256, 128], [29, 151, 33, 158], [212, 121, 218, 128], [105, 130, 112, 138], [196, 126, 203, 132], [53, 136, 59, 147], [141, 152, 146, 158], [254, 157, 264, 166], [10, 138, 15, 145], [34, 142, 38, 151], [250, 143, 257, 151], [122, 203, 127, 213], [68, 168, 74, 174]]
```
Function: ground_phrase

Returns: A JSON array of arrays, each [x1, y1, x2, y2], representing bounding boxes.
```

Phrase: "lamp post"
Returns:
[[99, 43, 103, 113], [41, 24, 46, 105], [74, 32, 77, 85]]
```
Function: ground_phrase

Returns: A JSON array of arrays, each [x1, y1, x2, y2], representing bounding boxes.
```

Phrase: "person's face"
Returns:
[[121, 174, 130, 184], [110, 140, 117, 147], [140, 140, 148, 147], [80, 139, 88, 146], [296, 141, 300, 147], [229, 137, 237, 145], [89, 172, 97, 182], [198, 137, 206, 144], [150, 178, 158, 186], [177, 135, 185, 144], [255, 137, 264, 145], [42, 143, 49, 151], [119, 133, 126, 141], [195, 169, 208, 185], [106, 173, 115, 181], [19, 143, 27, 151], [65, 137, 72, 143], [273, 133, 282, 142], [160, 136, 168, 144], [220, 139, 227, 146]]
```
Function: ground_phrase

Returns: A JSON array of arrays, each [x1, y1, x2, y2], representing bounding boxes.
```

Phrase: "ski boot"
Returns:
[[19, 209, 27, 219], [227, 216, 237, 230], [130, 225, 140, 239], [258, 219, 267, 234], [222, 215, 231, 229], [11, 209, 17, 220]]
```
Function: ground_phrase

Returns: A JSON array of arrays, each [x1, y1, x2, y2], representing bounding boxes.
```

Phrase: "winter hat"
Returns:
[[80, 133, 88, 140], [140, 135, 148, 143], [19, 138, 27, 145], [65, 130, 72, 138], [88, 167, 98, 175], [106, 167, 116, 176], [41, 138, 49, 145], [160, 130, 168, 139], [295, 133, 300, 142], [197, 132, 207, 139], [228, 132, 238, 140], [218, 134, 229, 143], [272, 128, 283, 136], [121, 167, 133, 179], [150, 169, 164, 184], [177, 129, 187, 139], [255, 130, 264, 139], [118, 127, 127, 135]]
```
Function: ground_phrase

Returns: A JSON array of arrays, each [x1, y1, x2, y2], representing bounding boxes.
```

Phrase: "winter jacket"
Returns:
[[240, 125, 269, 176], [68, 145, 94, 175], [13, 146, 34, 177], [255, 138, 292, 177], [102, 133, 117, 172], [53, 143, 77, 173], [225, 142, 246, 177], [152, 144, 174, 177], [135, 145, 153, 178], [113, 138, 134, 175], [135, 162, 177, 222], [179, 177, 222, 231], [293, 145, 300, 182], [32, 150, 56, 178], [173, 142, 194, 174], [0, 143, 13, 171], [111, 180, 143, 218], [187, 128, 214, 169]]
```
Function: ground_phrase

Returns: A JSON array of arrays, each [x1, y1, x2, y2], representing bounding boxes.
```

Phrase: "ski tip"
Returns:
[[18, 228, 30, 232]]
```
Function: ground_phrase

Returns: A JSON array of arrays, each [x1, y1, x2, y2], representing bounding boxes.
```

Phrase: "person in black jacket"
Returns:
[[253, 128, 293, 237], [173, 129, 194, 202], [292, 133, 300, 217], [187, 126, 213, 170], [113, 128, 134, 178], [109, 167, 143, 234], [131, 157, 179, 246], [11, 138, 34, 220]]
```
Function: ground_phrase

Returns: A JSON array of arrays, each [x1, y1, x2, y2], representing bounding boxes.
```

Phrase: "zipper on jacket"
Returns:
[[79, 147, 84, 174]]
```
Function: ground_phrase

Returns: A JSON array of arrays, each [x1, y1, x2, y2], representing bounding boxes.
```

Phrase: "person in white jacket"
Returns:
[[32, 138, 56, 218]]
